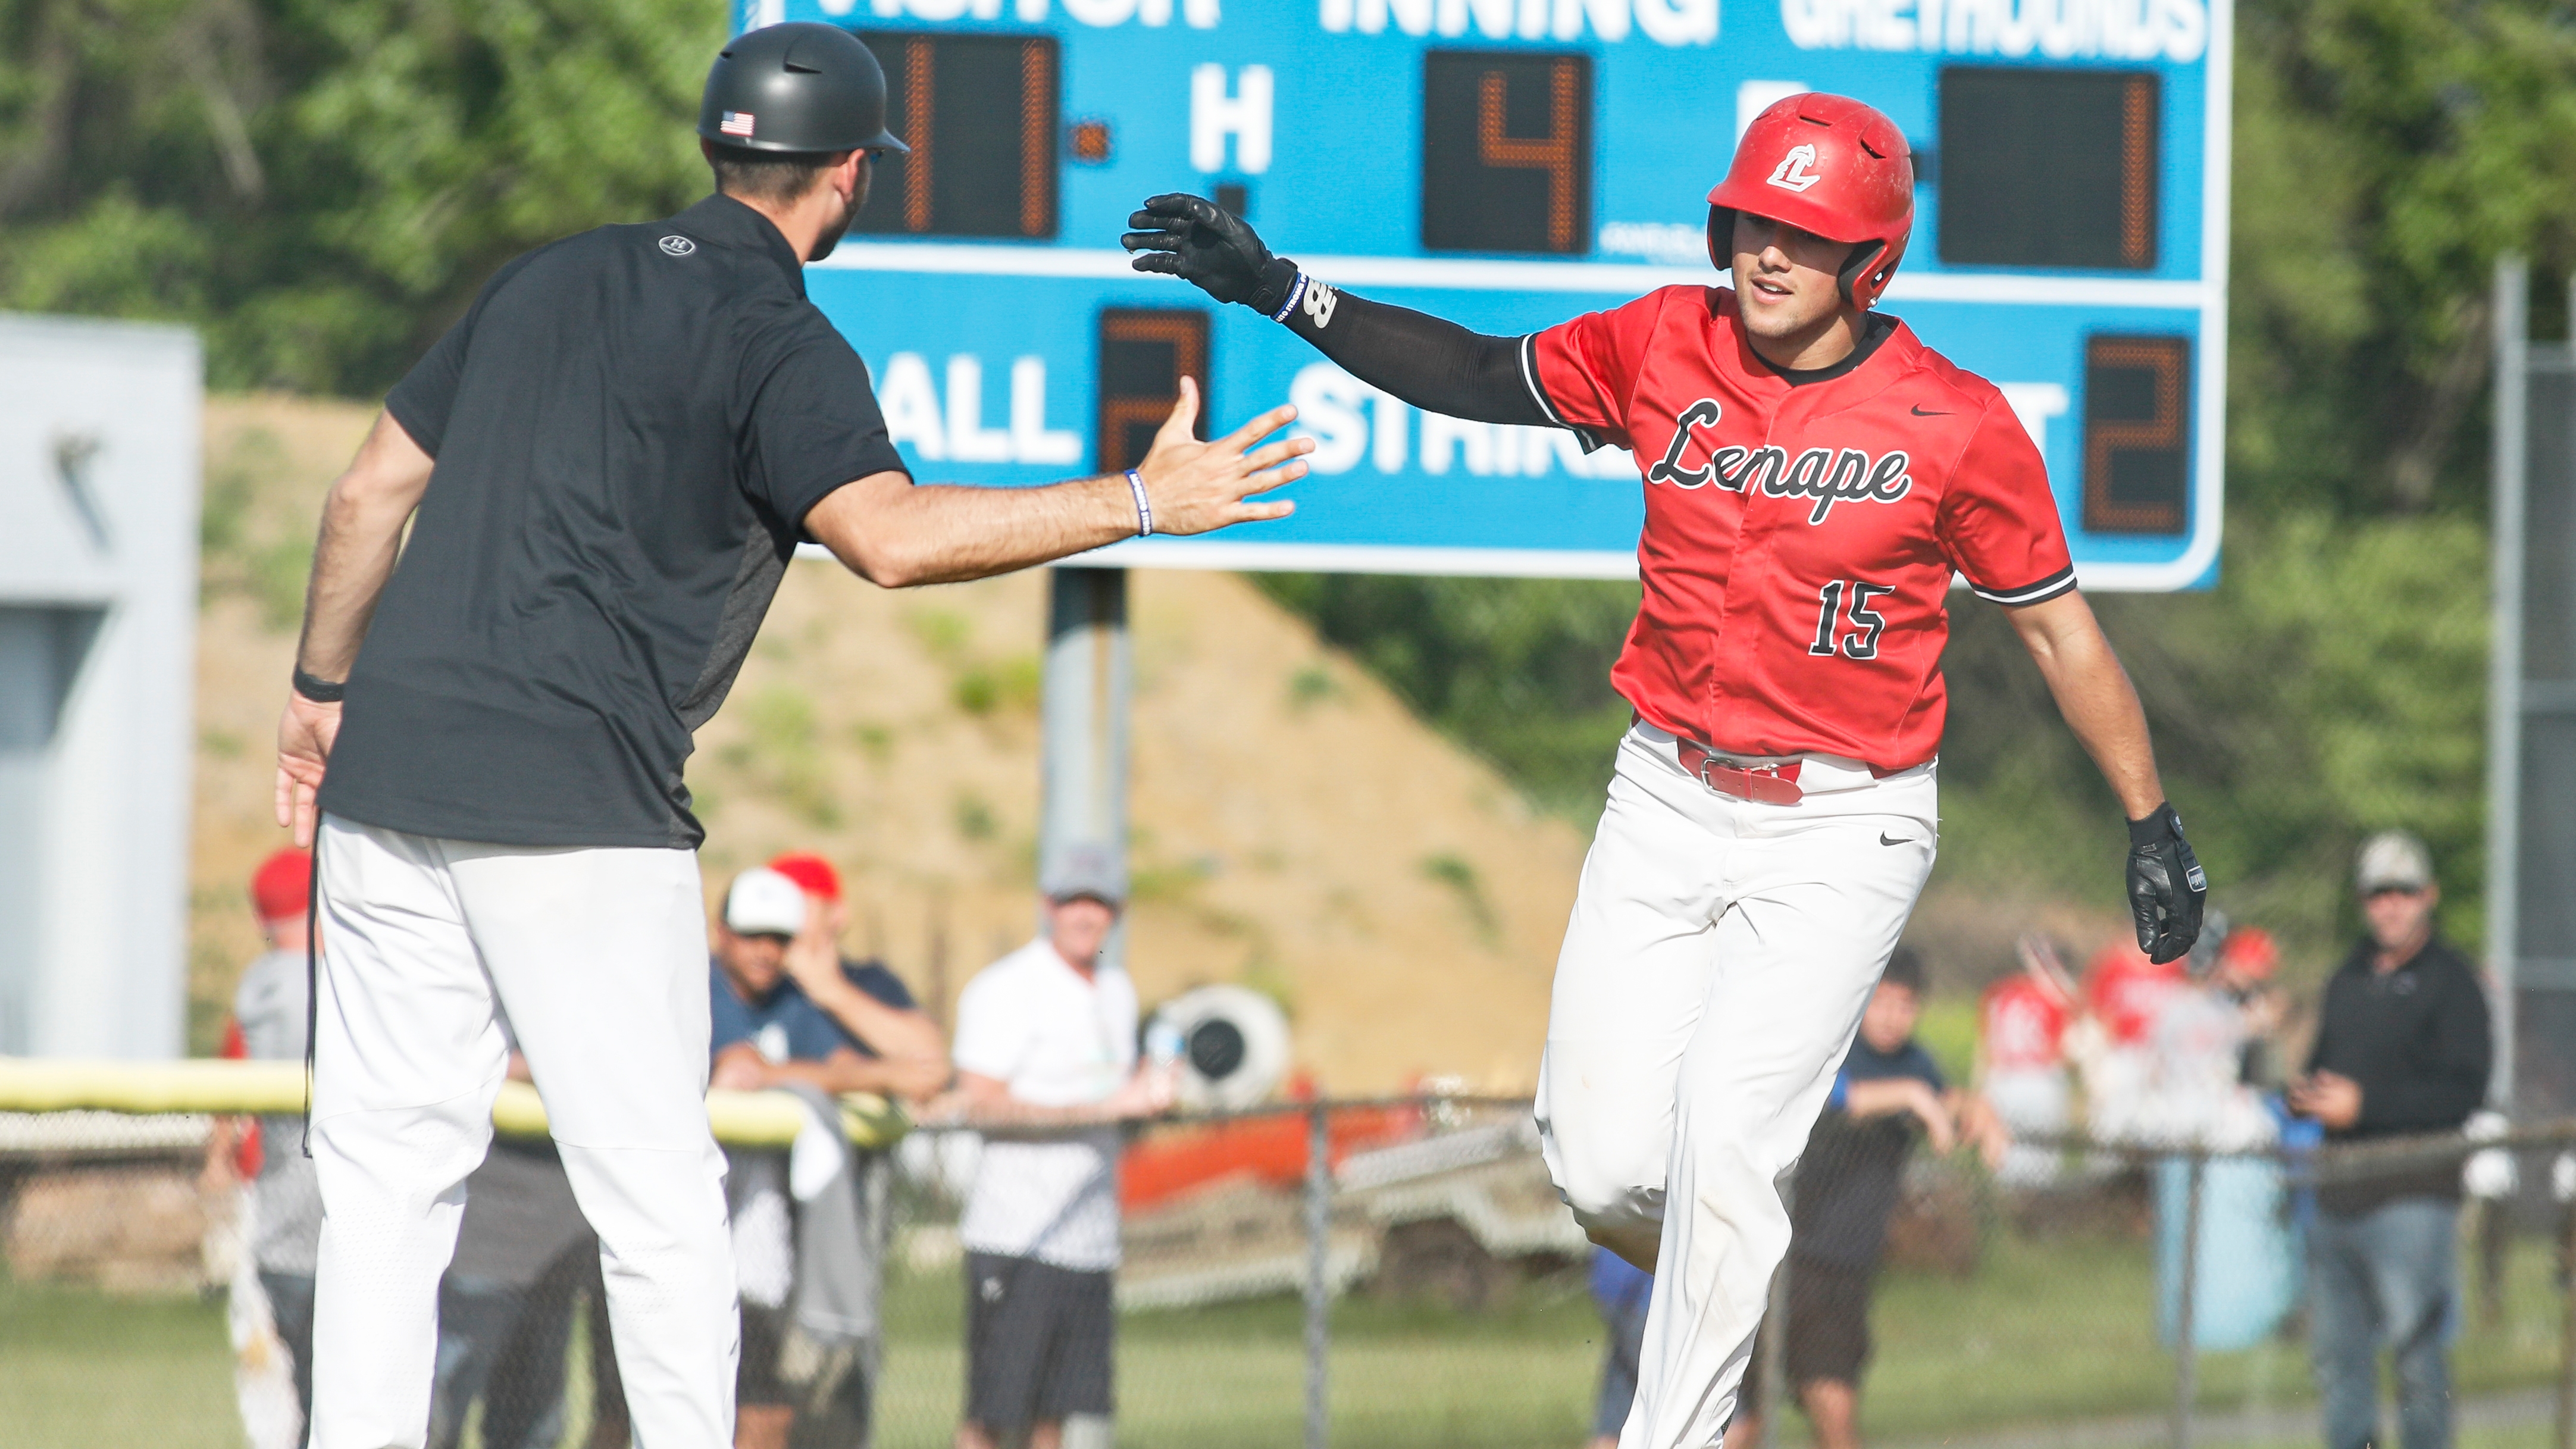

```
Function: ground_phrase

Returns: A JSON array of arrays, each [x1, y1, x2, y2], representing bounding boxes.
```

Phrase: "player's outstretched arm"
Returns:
[[1122, 193, 1549, 428], [2007, 590, 2208, 963], [805, 378, 1310, 588]]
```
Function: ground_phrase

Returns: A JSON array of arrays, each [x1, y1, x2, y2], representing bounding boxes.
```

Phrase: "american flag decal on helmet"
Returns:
[[720, 111, 756, 137]]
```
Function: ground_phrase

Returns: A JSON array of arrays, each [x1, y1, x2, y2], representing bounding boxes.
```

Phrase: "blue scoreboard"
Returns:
[[742, 0, 2230, 589]]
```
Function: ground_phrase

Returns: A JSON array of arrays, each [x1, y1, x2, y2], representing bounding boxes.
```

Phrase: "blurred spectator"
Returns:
[[768, 852, 950, 1103], [2288, 831, 2493, 1449], [204, 847, 324, 1448], [2210, 927, 2286, 1089], [1584, 1247, 1652, 1449], [427, 1020, 595, 1449], [1976, 937, 2078, 1186], [2069, 938, 2188, 1145], [1724, 950, 2006, 1449], [945, 846, 1175, 1449], [2140, 922, 2284, 1150], [711, 866, 941, 1449]]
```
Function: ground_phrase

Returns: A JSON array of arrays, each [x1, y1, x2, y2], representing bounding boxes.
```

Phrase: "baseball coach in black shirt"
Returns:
[[268, 25, 1311, 1448], [2288, 829, 2492, 1449]]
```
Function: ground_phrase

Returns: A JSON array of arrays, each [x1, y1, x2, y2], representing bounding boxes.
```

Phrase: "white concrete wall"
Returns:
[[0, 314, 201, 1059]]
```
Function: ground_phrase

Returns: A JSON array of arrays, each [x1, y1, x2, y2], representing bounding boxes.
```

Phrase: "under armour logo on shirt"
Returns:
[[659, 235, 697, 257]]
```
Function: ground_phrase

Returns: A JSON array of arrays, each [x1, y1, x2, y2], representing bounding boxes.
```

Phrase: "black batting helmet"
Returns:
[[698, 23, 908, 155]]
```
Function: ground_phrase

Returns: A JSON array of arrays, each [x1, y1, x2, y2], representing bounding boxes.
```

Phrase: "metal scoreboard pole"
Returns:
[[2489, 255, 2576, 1123], [1039, 565, 1131, 952], [2489, 256, 2527, 1113]]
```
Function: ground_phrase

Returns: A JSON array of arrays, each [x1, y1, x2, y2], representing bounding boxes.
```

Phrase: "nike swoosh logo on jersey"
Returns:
[[1910, 405, 1951, 417], [1879, 833, 1911, 846]]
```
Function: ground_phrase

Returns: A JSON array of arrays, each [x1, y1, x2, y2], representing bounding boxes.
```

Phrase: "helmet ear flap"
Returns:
[[1706, 205, 1736, 272], [1836, 239, 1887, 309]]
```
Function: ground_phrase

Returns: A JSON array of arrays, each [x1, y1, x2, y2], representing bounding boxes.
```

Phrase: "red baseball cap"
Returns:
[[2217, 927, 2279, 980], [250, 848, 312, 923], [768, 852, 843, 902]]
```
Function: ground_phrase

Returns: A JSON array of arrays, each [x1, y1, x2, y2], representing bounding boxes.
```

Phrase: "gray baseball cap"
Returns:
[[2356, 831, 2434, 896], [1043, 841, 1126, 907]]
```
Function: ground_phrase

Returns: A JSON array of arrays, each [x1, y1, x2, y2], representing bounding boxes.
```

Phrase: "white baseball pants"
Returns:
[[1536, 722, 1938, 1449], [307, 817, 738, 1449]]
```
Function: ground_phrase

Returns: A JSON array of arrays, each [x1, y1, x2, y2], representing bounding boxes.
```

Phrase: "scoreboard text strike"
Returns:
[[746, 0, 2230, 590]]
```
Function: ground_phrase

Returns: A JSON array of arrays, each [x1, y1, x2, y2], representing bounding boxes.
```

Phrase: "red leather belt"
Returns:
[[1674, 738, 1805, 805]]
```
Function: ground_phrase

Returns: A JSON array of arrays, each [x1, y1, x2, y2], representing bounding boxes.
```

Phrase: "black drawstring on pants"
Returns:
[[301, 810, 321, 1158]]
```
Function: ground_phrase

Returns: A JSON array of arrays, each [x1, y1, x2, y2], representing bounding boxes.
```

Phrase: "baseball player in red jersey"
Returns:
[[1125, 93, 2206, 1447]]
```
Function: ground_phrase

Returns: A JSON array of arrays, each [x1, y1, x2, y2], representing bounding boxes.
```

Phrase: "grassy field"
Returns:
[[0, 1277, 239, 1449], [5, 1230, 2566, 1448]]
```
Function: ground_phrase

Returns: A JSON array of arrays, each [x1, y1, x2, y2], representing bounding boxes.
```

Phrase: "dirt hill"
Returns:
[[191, 396, 1588, 1091]]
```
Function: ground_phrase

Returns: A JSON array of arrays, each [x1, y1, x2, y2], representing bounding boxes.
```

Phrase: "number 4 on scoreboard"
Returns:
[[1421, 51, 1593, 255]]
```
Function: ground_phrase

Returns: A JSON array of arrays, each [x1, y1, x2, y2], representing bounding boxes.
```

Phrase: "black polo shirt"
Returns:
[[2304, 932, 2492, 1213], [320, 194, 906, 849]]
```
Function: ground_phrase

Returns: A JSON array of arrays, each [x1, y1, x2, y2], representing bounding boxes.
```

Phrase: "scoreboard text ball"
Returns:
[[752, 0, 2229, 590]]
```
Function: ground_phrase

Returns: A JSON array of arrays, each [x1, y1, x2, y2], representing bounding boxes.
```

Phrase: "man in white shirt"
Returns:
[[947, 846, 1174, 1449]]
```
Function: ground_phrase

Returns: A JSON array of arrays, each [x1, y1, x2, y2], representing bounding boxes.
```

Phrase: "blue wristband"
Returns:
[[1124, 468, 1153, 537], [1269, 272, 1309, 324]]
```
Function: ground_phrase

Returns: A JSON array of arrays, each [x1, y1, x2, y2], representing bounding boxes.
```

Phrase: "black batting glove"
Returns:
[[1123, 193, 1301, 315], [2126, 803, 2208, 965]]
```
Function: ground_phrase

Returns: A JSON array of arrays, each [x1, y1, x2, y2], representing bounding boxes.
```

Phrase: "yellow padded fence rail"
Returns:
[[0, 1058, 908, 1150]]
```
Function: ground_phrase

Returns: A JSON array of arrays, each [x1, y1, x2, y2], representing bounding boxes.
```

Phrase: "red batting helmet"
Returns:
[[1707, 93, 1915, 310]]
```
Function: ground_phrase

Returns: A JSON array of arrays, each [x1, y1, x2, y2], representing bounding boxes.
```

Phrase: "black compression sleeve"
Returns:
[[1278, 284, 1551, 427]]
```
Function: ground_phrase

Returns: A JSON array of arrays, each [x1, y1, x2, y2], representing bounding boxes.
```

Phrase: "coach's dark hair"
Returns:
[[705, 141, 852, 205], [1881, 946, 1926, 995]]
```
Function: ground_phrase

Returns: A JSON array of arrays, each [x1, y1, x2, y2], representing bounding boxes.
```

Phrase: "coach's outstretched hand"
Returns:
[[2125, 804, 2208, 964], [1123, 193, 1301, 314], [1136, 376, 1309, 534]]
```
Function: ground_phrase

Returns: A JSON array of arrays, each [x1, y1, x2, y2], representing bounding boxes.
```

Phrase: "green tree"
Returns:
[[0, 0, 719, 393], [2230, 0, 2576, 514]]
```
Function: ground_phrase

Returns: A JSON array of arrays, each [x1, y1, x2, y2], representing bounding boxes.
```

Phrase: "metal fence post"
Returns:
[[2556, 1198, 2575, 1449], [1305, 1101, 1331, 1449], [2171, 1151, 2205, 1449]]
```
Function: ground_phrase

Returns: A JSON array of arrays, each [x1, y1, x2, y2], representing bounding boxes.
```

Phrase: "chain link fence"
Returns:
[[5, 1097, 2575, 1449]]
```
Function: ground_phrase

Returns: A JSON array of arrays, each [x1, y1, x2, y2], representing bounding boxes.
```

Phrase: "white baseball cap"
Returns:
[[2356, 831, 2434, 896], [725, 867, 807, 937], [1041, 840, 1126, 907]]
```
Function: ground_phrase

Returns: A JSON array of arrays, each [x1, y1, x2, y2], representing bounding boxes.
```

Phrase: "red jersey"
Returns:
[[1524, 286, 2076, 771], [1980, 975, 2070, 1074], [2083, 941, 2186, 1046]]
